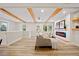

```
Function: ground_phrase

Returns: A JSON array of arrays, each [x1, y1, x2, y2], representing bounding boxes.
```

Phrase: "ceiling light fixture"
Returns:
[[62, 11, 66, 14], [41, 9, 44, 13]]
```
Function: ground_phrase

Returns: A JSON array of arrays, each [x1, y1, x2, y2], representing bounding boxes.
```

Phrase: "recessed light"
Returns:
[[38, 17, 40, 20], [62, 11, 66, 14], [41, 9, 44, 13]]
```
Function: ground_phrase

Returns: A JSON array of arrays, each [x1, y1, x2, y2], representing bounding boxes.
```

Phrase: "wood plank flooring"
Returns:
[[0, 37, 79, 56]]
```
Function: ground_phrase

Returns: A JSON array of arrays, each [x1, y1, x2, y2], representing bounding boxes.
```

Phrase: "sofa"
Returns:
[[35, 35, 52, 50]]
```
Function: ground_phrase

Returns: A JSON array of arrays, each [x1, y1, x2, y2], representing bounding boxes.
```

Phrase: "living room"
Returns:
[[0, 3, 79, 56]]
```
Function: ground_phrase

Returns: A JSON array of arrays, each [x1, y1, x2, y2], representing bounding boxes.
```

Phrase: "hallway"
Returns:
[[0, 37, 79, 56]]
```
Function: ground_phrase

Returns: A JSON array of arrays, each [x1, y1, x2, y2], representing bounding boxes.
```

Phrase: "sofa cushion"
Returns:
[[35, 35, 52, 46]]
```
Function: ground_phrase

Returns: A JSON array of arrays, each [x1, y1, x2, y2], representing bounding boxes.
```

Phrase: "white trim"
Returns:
[[0, 45, 6, 47], [70, 42, 79, 47], [55, 35, 69, 41], [7, 37, 22, 46]]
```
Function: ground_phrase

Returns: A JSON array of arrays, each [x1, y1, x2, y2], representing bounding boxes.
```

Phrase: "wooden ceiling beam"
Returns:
[[0, 8, 25, 23], [45, 7, 62, 23], [27, 8, 36, 22]]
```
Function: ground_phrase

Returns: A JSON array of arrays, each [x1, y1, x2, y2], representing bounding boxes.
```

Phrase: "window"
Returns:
[[0, 22, 7, 31], [22, 24, 26, 31], [43, 25, 52, 32], [48, 25, 52, 32], [36, 25, 40, 32], [43, 25, 47, 32]]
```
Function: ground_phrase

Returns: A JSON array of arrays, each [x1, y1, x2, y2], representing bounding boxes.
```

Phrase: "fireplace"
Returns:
[[56, 32, 66, 38]]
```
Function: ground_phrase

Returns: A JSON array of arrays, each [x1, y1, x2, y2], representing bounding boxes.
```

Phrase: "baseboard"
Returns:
[[7, 37, 22, 46], [0, 45, 7, 48], [70, 42, 79, 47], [56, 37, 69, 42]]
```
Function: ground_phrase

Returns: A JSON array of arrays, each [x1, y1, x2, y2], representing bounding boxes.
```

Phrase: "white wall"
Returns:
[[54, 14, 71, 41], [24, 22, 54, 38], [0, 32, 23, 46], [0, 16, 54, 45], [53, 12, 79, 46], [70, 13, 79, 46], [71, 31, 79, 46], [0, 17, 23, 46], [0, 17, 23, 32]]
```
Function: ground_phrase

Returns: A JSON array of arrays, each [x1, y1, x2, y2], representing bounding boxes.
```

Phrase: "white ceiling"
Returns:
[[4, 8, 33, 22], [0, 3, 79, 8], [0, 10, 22, 22], [0, 3, 79, 23], [0, 7, 56, 22], [33, 8, 55, 22]]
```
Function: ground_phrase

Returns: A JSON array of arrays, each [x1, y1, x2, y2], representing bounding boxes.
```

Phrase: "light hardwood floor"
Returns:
[[0, 37, 79, 56]]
